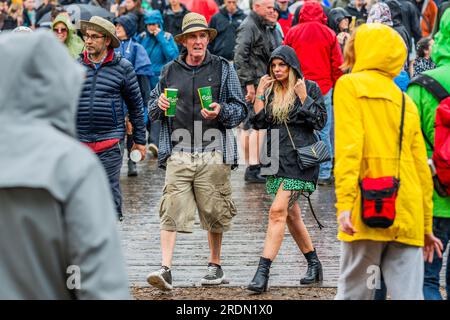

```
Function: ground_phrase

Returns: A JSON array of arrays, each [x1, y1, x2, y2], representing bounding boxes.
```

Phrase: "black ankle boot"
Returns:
[[248, 257, 272, 293], [244, 165, 265, 183], [300, 249, 323, 285]]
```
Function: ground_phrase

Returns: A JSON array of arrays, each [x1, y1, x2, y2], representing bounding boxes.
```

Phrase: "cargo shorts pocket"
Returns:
[[158, 185, 177, 230], [210, 183, 237, 232]]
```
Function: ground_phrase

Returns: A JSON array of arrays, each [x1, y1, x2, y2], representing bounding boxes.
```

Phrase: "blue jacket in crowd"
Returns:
[[114, 14, 153, 124], [114, 15, 153, 78], [138, 10, 179, 88]]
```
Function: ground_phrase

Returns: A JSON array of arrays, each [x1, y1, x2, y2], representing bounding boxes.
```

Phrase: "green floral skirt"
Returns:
[[266, 176, 316, 195]]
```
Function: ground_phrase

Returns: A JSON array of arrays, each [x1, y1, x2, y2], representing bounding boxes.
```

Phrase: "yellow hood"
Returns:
[[352, 23, 407, 79]]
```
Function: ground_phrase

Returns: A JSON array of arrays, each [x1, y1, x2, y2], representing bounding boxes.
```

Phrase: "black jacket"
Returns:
[[1, 15, 17, 30], [77, 51, 146, 145], [163, 4, 189, 37], [386, 0, 412, 54], [151, 0, 168, 12], [251, 46, 326, 182], [398, 0, 422, 43], [208, 7, 247, 61], [328, 7, 352, 34], [234, 11, 276, 86], [344, 4, 367, 22], [35, 3, 54, 25]]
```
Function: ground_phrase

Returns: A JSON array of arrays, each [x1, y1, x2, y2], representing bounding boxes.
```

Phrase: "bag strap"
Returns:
[[397, 93, 406, 179], [409, 74, 450, 102], [421, 129, 434, 151], [302, 193, 325, 230], [409, 74, 450, 151], [284, 121, 325, 229], [284, 121, 297, 150], [284, 120, 321, 151]]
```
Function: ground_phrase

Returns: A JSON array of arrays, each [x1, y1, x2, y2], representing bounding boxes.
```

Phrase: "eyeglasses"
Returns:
[[53, 27, 68, 34], [83, 34, 106, 41]]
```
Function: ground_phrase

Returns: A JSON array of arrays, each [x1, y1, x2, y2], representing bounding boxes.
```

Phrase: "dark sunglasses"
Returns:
[[53, 27, 68, 34]]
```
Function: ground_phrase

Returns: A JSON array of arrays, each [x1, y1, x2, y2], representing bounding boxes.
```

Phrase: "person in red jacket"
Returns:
[[276, 0, 293, 36], [284, 1, 343, 186], [181, 0, 219, 23]]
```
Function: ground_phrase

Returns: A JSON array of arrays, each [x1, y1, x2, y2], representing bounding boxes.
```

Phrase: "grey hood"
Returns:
[[0, 30, 87, 200], [0, 30, 84, 137]]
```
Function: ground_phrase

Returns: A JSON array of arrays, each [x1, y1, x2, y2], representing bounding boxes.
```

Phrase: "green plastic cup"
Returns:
[[164, 88, 178, 117], [198, 86, 214, 111]]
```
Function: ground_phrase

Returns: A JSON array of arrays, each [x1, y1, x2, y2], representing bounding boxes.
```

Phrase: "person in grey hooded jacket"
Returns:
[[0, 30, 130, 300]]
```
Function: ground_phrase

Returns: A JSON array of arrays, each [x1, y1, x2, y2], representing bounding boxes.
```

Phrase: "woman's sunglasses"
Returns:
[[53, 28, 68, 34]]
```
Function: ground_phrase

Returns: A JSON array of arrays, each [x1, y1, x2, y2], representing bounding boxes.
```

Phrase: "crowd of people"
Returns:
[[0, 0, 450, 300]]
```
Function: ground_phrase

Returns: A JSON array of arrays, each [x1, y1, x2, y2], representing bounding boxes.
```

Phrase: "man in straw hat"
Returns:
[[147, 12, 247, 291], [77, 16, 147, 221]]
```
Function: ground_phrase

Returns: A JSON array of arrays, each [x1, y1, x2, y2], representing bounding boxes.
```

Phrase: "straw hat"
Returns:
[[80, 16, 120, 48], [174, 12, 217, 44]]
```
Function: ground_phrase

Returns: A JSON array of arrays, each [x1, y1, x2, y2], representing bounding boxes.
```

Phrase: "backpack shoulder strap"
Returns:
[[409, 74, 450, 102]]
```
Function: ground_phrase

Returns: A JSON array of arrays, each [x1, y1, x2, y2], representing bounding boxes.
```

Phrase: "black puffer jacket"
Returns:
[[234, 11, 276, 86], [77, 50, 146, 145], [251, 46, 326, 182], [208, 7, 247, 61]]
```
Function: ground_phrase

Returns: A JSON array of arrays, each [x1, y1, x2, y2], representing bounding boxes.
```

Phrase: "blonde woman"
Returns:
[[248, 45, 327, 293]]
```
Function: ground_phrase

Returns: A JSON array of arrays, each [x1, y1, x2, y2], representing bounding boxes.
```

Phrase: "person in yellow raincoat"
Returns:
[[333, 23, 443, 300]]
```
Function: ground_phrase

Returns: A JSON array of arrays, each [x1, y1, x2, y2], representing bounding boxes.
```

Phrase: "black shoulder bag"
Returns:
[[284, 121, 331, 170]]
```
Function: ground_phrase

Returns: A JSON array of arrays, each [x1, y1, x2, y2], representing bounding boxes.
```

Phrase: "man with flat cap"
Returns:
[[77, 16, 147, 221]]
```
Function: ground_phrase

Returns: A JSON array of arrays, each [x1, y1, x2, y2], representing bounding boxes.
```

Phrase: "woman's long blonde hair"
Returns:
[[267, 66, 298, 124], [341, 30, 357, 71]]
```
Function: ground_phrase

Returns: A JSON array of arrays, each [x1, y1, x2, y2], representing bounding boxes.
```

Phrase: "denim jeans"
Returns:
[[147, 120, 161, 146], [97, 143, 124, 216], [424, 217, 450, 300], [319, 89, 333, 179]]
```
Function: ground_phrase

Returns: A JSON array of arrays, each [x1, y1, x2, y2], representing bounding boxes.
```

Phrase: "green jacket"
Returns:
[[407, 10, 450, 218], [51, 14, 84, 59]]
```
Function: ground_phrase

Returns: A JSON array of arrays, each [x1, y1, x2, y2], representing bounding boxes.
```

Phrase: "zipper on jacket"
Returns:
[[89, 69, 99, 133]]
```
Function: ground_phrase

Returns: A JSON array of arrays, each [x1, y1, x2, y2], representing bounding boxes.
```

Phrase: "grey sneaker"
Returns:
[[200, 263, 225, 285], [147, 266, 173, 291]]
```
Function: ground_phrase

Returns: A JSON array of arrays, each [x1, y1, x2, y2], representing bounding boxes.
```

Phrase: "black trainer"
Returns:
[[244, 166, 265, 183], [200, 263, 225, 285], [147, 266, 173, 291]]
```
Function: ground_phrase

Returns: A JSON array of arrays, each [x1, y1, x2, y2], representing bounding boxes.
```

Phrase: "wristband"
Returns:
[[256, 95, 265, 101]]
